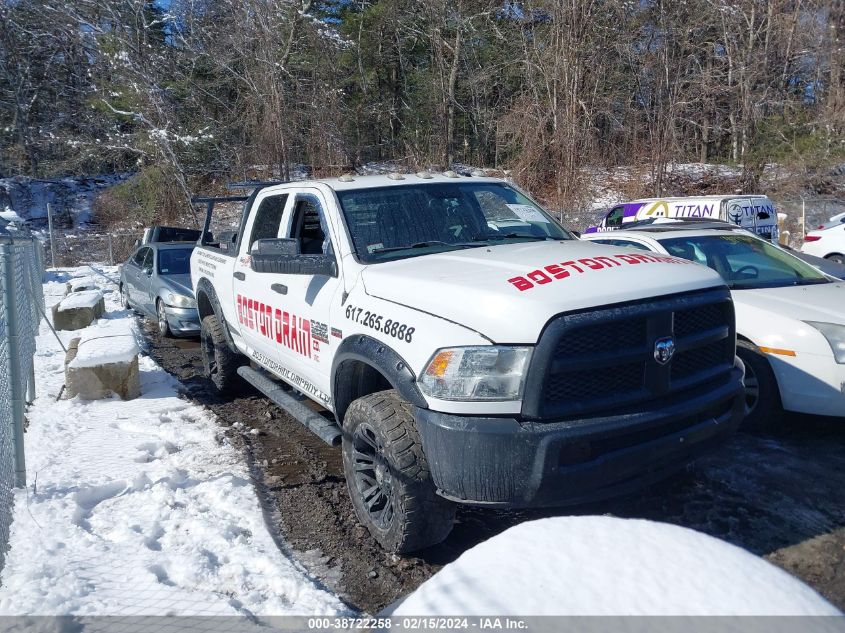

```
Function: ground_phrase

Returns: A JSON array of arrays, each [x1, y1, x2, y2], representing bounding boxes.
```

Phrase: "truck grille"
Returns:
[[521, 288, 735, 420]]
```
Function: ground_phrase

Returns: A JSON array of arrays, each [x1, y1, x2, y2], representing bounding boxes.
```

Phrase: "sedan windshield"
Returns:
[[659, 234, 830, 289], [157, 248, 193, 275], [336, 182, 572, 263]]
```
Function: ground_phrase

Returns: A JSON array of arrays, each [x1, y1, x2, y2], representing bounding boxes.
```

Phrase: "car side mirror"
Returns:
[[142, 266, 153, 276], [251, 252, 338, 277], [252, 238, 300, 256]]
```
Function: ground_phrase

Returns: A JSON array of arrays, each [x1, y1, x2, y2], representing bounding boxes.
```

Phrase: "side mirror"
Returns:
[[252, 238, 300, 256], [142, 266, 153, 276], [251, 253, 338, 277]]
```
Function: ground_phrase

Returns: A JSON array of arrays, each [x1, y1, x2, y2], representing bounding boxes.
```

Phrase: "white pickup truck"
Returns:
[[190, 173, 746, 552]]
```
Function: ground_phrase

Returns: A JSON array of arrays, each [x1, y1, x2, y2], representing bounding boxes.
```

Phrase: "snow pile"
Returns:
[[57, 289, 103, 311], [390, 516, 840, 616], [67, 320, 138, 369], [67, 276, 100, 293], [0, 267, 346, 617]]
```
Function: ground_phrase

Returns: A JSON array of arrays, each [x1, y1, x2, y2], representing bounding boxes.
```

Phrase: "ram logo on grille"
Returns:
[[654, 337, 676, 365]]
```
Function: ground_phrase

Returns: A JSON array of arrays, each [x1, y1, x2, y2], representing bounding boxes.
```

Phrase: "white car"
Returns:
[[802, 222, 845, 265], [584, 222, 845, 427]]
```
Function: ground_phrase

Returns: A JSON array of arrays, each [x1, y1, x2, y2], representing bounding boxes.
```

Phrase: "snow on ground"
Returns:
[[0, 266, 346, 617], [390, 516, 840, 616]]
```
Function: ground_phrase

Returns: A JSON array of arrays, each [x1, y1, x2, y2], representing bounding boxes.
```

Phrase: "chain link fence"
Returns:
[[0, 224, 45, 574], [48, 232, 140, 268]]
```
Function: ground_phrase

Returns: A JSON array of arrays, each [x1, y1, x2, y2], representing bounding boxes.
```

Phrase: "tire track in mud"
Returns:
[[138, 319, 845, 613]]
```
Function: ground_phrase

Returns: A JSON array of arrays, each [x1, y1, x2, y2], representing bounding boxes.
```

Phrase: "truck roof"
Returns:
[[264, 172, 507, 193]]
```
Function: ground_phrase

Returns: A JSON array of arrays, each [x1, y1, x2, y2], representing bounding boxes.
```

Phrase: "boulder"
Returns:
[[65, 328, 140, 400], [52, 290, 105, 331]]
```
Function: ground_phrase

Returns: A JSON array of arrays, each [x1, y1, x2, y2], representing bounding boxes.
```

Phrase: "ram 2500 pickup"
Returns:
[[190, 173, 746, 553]]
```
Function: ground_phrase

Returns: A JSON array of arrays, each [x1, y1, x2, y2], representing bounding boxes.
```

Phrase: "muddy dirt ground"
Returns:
[[139, 321, 845, 614]]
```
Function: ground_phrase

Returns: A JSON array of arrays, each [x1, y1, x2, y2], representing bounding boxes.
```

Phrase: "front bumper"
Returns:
[[415, 362, 745, 508], [768, 351, 845, 418], [164, 305, 200, 336]]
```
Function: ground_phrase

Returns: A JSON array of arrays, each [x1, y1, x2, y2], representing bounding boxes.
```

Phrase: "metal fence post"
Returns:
[[46, 203, 57, 269], [0, 243, 26, 488], [108, 234, 114, 265]]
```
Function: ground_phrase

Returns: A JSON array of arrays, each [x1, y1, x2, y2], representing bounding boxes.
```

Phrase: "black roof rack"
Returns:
[[191, 195, 249, 205], [226, 180, 287, 190]]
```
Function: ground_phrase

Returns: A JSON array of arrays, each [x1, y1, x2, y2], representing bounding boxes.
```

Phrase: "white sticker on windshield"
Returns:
[[367, 242, 384, 253], [507, 204, 549, 223]]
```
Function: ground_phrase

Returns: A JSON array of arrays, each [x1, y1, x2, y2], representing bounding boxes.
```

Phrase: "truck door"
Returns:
[[264, 190, 343, 406], [232, 191, 289, 356]]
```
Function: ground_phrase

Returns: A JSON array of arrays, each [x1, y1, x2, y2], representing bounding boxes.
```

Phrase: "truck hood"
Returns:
[[734, 281, 845, 324], [361, 241, 726, 343]]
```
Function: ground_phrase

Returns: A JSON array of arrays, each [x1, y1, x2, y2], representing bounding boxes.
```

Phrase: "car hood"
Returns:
[[361, 241, 725, 343], [734, 281, 845, 324], [158, 274, 194, 297]]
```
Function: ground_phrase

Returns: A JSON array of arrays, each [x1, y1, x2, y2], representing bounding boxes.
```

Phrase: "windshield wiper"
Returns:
[[370, 241, 479, 254], [472, 233, 555, 242]]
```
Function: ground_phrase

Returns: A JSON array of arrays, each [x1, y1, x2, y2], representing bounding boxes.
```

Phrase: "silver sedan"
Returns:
[[119, 242, 200, 337]]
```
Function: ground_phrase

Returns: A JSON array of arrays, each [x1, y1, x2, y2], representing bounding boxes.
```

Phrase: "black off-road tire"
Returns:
[[737, 340, 784, 432], [200, 314, 244, 394], [342, 390, 456, 553]]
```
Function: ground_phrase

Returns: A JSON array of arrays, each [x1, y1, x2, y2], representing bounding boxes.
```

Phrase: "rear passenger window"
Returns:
[[132, 248, 148, 266], [248, 194, 288, 251]]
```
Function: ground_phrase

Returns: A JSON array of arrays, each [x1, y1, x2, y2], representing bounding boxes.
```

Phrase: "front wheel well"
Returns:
[[333, 359, 393, 423], [195, 288, 215, 321]]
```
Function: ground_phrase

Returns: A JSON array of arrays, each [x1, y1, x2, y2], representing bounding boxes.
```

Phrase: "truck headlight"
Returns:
[[418, 346, 532, 401], [805, 321, 845, 364], [166, 292, 196, 308]]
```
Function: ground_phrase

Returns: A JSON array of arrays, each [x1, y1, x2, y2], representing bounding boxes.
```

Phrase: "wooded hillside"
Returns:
[[1, 0, 843, 211]]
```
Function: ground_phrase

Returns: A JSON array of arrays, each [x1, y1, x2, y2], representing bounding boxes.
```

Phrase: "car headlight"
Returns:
[[418, 346, 532, 401], [166, 292, 196, 308], [805, 321, 845, 364]]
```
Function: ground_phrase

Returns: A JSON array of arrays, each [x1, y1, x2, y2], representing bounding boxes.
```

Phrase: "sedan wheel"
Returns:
[[825, 253, 845, 265], [736, 341, 783, 432], [157, 300, 172, 338]]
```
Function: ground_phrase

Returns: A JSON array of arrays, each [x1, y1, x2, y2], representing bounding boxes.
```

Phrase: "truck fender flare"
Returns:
[[331, 334, 428, 421], [194, 277, 238, 351]]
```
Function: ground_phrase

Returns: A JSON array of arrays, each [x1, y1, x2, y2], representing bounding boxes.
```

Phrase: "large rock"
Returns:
[[52, 290, 105, 331], [65, 327, 140, 400]]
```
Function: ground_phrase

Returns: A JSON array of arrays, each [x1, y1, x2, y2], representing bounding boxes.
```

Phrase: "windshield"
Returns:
[[659, 234, 830, 289], [157, 247, 194, 275], [336, 182, 572, 263]]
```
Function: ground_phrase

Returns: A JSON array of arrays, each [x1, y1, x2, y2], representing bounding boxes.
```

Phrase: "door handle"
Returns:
[[271, 283, 288, 295], [233, 272, 246, 281]]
